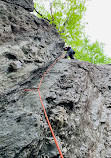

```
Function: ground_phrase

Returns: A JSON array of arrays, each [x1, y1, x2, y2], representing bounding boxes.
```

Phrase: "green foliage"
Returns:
[[34, 0, 86, 41], [33, 0, 111, 64], [75, 38, 111, 64]]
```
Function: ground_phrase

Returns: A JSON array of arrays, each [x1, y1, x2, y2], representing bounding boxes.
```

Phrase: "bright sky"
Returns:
[[84, 0, 111, 57]]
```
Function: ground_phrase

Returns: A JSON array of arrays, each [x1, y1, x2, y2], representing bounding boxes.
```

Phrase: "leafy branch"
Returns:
[[34, 8, 50, 22]]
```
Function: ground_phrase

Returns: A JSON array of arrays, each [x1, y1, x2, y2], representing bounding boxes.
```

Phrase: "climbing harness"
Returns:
[[24, 52, 64, 158]]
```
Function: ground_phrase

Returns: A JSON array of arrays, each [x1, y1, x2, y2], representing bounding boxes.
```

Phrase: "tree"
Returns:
[[34, 0, 87, 44], [33, 0, 111, 64], [75, 37, 111, 64]]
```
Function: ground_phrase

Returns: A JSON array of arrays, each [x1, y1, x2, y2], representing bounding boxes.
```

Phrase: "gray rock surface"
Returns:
[[1, 0, 34, 12], [0, 0, 111, 158]]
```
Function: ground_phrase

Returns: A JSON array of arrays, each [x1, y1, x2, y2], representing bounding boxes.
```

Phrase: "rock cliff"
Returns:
[[0, 0, 111, 158]]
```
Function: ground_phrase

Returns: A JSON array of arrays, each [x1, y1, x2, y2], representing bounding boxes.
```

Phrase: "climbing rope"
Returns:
[[24, 52, 64, 158]]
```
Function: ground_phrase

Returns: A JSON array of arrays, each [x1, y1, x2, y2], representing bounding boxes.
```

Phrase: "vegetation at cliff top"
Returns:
[[33, 0, 111, 64]]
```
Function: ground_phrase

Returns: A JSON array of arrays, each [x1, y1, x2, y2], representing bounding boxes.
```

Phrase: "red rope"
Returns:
[[24, 53, 64, 158], [38, 89, 64, 158], [38, 54, 64, 158], [24, 88, 38, 92]]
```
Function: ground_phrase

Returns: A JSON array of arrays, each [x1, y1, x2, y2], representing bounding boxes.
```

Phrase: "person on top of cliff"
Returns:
[[63, 46, 75, 59]]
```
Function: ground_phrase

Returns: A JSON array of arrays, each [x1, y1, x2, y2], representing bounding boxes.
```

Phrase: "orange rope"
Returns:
[[24, 88, 38, 92], [24, 53, 64, 158], [38, 89, 64, 158], [38, 54, 64, 158]]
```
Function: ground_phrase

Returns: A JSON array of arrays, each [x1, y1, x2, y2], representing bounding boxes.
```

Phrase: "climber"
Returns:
[[63, 46, 75, 59]]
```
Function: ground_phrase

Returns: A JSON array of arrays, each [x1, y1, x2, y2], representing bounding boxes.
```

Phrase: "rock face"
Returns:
[[0, 0, 111, 158], [1, 0, 34, 11]]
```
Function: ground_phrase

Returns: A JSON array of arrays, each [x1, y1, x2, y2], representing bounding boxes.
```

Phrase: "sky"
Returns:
[[84, 0, 111, 57]]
